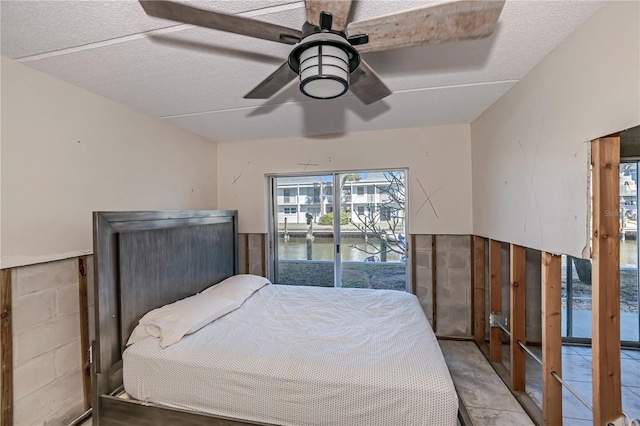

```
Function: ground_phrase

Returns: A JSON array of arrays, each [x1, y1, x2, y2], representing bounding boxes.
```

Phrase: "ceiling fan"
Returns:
[[139, 0, 505, 105]]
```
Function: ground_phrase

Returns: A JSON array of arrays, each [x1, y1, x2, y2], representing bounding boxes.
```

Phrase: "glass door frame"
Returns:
[[267, 168, 411, 292], [332, 173, 342, 287], [562, 158, 640, 347], [620, 159, 640, 346]]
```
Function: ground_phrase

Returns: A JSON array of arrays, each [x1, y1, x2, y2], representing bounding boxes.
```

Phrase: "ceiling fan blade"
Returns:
[[139, 1, 302, 45], [347, 0, 505, 53], [350, 61, 391, 105], [305, 0, 353, 31], [244, 62, 298, 99]]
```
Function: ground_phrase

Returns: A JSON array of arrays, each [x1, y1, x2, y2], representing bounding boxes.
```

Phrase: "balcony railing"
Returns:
[[281, 196, 297, 204]]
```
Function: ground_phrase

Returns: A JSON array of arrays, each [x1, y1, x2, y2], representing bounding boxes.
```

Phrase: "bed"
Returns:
[[91, 210, 458, 426]]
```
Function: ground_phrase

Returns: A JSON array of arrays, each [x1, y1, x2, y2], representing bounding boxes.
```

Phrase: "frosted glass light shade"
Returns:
[[298, 44, 349, 99]]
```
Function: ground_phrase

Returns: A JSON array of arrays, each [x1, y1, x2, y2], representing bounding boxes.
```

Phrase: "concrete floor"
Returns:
[[438, 340, 535, 426]]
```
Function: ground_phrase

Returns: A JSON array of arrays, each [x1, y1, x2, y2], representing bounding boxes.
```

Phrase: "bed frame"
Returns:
[[91, 210, 274, 426], [91, 210, 466, 426]]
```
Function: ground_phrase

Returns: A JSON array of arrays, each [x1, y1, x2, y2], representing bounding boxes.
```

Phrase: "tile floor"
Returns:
[[439, 340, 535, 426], [500, 344, 640, 425]]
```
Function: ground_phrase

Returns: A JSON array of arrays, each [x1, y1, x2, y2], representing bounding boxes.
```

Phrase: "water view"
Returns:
[[278, 237, 405, 263]]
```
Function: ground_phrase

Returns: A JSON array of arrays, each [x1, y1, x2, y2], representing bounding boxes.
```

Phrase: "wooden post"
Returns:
[[591, 135, 622, 426], [489, 239, 502, 362], [1, 269, 13, 426], [283, 217, 289, 241], [78, 257, 91, 410], [410, 234, 417, 295], [244, 234, 250, 274], [432, 235, 437, 334], [306, 233, 313, 261], [510, 244, 526, 392], [261, 234, 267, 278], [473, 236, 486, 343], [541, 253, 562, 426]]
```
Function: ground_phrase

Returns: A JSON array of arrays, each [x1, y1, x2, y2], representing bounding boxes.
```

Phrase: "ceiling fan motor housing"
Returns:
[[288, 32, 361, 100]]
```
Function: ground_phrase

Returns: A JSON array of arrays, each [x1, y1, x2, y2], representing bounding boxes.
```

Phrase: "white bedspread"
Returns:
[[123, 285, 458, 426]]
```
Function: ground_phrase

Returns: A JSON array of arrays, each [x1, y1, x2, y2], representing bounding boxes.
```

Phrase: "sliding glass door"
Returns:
[[271, 170, 408, 291], [619, 161, 640, 343], [273, 175, 335, 287], [338, 171, 407, 290], [562, 161, 640, 345]]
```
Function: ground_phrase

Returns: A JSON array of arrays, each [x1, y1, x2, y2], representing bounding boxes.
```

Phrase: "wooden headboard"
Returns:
[[91, 210, 238, 415]]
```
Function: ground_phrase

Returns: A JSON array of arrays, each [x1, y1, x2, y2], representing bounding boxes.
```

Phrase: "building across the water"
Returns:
[[275, 172, 405, 225]]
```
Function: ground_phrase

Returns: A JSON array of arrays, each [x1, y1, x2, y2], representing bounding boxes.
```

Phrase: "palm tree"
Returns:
[[341, 173, 361, 188]]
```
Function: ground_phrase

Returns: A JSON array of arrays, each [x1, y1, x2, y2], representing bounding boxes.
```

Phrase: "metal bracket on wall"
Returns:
[[489, 313, 506, 328]]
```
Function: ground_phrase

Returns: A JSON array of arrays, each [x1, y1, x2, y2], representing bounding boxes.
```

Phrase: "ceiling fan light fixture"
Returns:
[[289, 32, 360, 101], [299, 44, 349, 99]]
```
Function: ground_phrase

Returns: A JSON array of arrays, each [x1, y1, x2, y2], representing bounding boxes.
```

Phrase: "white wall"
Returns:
[[471, 1, 640, 258], [1, 57, 218, 268], [217, 125, 472, 235]]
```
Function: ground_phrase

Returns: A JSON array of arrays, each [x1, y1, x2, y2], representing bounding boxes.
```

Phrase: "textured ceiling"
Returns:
[[1, 0, 605, 142]]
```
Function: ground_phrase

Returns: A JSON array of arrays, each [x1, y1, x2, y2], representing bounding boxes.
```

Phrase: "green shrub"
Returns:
[[340, 212, 350, 225], [318, 212, 350, 225], [318, 213, 332, 225]]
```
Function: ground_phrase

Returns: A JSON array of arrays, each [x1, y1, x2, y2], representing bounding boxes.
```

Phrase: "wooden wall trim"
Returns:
[[260, 234, 267, 278], [1, 269, 13, 426], [244, 234, 250, 274], [78, 256, 91, 410], [489, 239, 502, 363], [431, 235, 437, 334], [541, 252, 562, 426], [510, 244, 526, 392], [410, 234, 417, 295], [472, 236, 486, 343], [591, 136, 622, 425]]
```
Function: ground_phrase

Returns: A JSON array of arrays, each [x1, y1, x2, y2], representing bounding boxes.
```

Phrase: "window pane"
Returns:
[[340, 171, 407, 291], [273, 172, 407, 292], [620, 162, 639, 342], [275, 175, 334, 287]]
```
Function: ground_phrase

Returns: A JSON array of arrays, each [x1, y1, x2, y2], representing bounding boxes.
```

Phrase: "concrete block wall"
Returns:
[[11, 258, 85, 425], [435, 235, 472, 337], [414, 235, 434, 326], [525, 249, 542, 343], [415, 235, 473, 338]]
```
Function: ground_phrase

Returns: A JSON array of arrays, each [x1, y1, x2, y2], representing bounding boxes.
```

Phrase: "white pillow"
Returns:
[[201, 274, 270, 303], [127, 293, 238, 348]]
